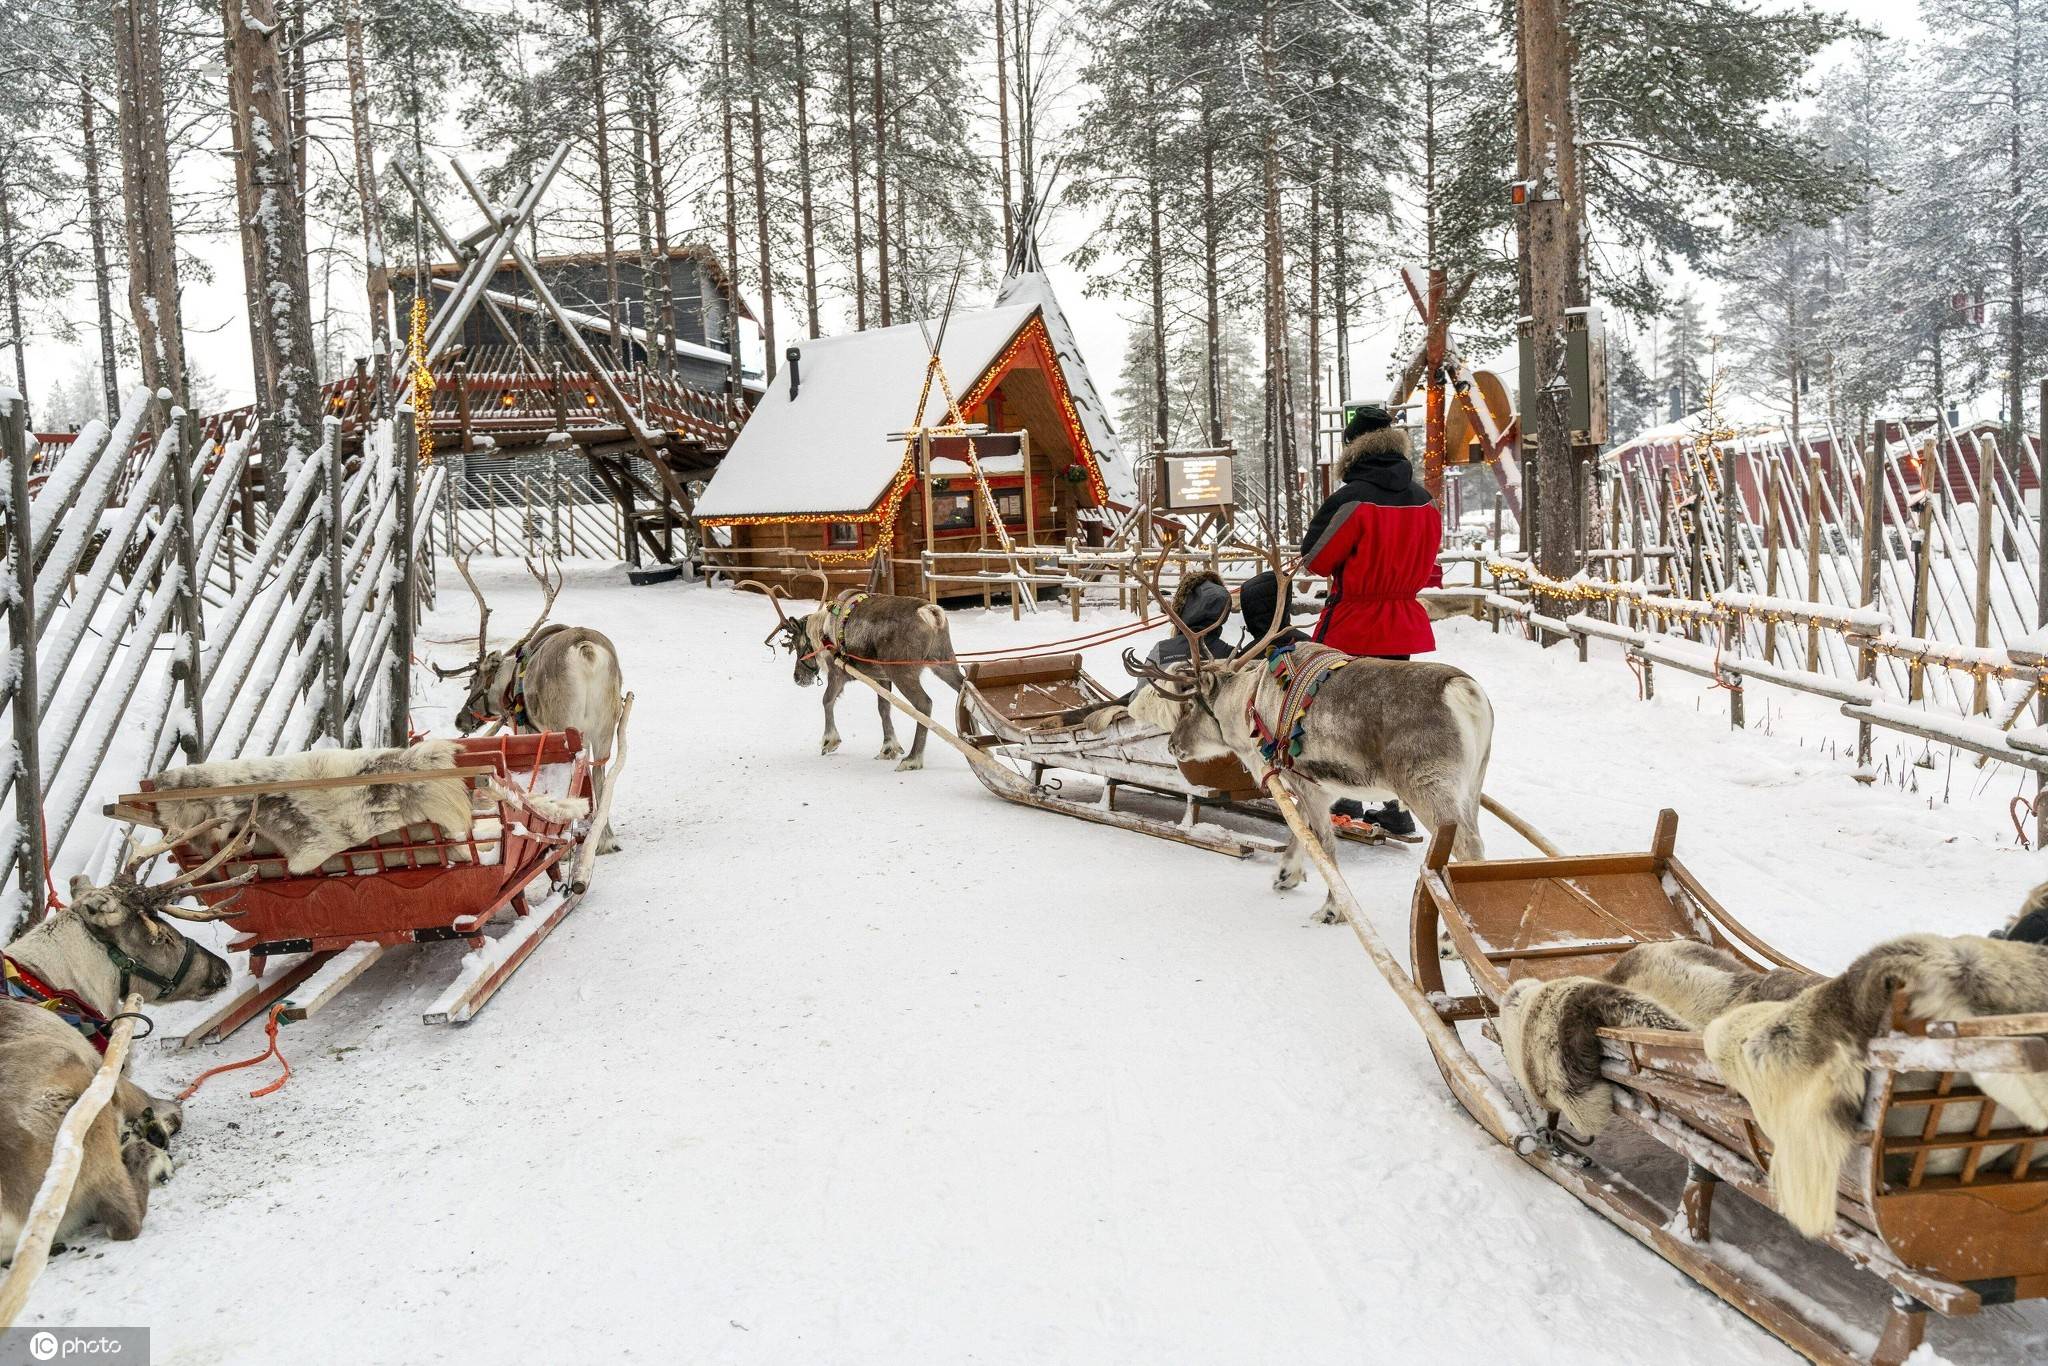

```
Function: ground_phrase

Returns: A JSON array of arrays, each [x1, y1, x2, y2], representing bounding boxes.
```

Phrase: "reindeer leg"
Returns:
[[1293, 780, 1345, 923], [820, 661, 846, 756], [1272, 775, 1318, 896], [874, 672, 904, 761], [897, 677, 933, 771]]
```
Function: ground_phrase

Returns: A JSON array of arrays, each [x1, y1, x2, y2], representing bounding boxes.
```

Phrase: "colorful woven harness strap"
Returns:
[[3, 952, 112, 1054], [1247, 642, 1353, 778], [823, 591, 870, 651]]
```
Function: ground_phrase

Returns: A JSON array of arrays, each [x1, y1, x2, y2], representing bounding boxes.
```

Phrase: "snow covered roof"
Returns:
[[695, 304, 1040, 520], [994, 265, 1136, 506]]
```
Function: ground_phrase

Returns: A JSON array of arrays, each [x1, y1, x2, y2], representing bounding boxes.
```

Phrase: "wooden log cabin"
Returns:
[[695, 266, 1135, 599]]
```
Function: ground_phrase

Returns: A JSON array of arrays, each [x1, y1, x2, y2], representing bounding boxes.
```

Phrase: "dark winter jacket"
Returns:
[[1147, 570, 1233, 668], [1236, 569, 1308, 654], [1299, 427, 1443, 656]]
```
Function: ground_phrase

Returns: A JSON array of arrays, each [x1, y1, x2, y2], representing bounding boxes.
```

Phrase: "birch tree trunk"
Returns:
[[1201, 100, 1222, 449], [0, 176, 26, 404], [719, 7, 743, 398], [640, 40, 679, 359], [1143, 65, 1167, 447]]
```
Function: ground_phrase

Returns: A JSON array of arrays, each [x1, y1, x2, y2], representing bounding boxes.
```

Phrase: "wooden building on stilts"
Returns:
[[694, 236, 1135, 598]]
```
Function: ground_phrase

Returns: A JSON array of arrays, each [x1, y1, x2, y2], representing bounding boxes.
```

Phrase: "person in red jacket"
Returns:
[[1298, 401, 1443, 836]]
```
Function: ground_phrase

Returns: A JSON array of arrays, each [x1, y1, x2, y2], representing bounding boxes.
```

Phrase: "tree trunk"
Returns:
[[625, 42, 662, 371], [640, 41, 679, 358], [112, 0, 191, 416], [1331, 102, 1349, 406], [994, 0, 1014, 260], [1259, 1, 1295, 536], [720, 7, 743, 398], [870, 0, 891, 326], [842, 1, 867, 328], [2006, 33, 2026, 487], [795, 23, 821, 339], [341, 0, 392, 395], [744, 0, 777, 380], [1144, 66, 1167, 447], [1518, 0, 1582, 594], [0, 177, 26, 407], [226, 0, 323, 477], [77, 8, 121, 420], [1201, 100, 1222, 449], [588, 0, 626, 365]]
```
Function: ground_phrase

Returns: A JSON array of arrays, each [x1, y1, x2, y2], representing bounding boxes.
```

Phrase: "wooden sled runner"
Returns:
[[1409, 809, 2048, 1366], [953, 652, 1399, 858], [113, 732, 596, 1037]]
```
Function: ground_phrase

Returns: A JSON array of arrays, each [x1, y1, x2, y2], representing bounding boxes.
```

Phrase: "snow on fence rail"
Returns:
[[1, 388, 442, 931]]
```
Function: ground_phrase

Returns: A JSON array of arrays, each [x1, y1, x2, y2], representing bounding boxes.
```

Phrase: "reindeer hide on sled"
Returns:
[[147, 741, 476, 875]]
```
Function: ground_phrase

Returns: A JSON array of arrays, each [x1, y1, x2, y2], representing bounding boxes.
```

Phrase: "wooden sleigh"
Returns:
[[1409, 809, 2048, 1365], [953, 652, 1397, 859], [110, 731, 596, 1037]]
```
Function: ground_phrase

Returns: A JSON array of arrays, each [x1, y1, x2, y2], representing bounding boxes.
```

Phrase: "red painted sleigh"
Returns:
[[112, 731, 595, 1034]]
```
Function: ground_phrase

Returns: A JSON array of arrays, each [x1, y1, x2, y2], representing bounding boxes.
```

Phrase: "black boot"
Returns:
[[1331, 798, 1367, 820], [1360, 802, 1417, 838]]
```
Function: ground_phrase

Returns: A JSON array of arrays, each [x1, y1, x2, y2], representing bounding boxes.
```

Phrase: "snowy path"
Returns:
[[29, 564, 2048, 1364]]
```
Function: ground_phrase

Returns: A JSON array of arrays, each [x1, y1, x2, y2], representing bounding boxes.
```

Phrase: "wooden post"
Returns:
[[1855, 423, 1885, 774], [2038, 379, 2047, 850], [1908, 487, 1934, 702], [391, 419, 418, 745], [163, 412, 206, 760], [325, 428, 347, 742], [2, 395, 45, 928], [553, 361, 569, 432], [1492, 492, 1504, 554], [1020, 428, 1036, 548], [1805, 451, 1824, 670], [1973, 434, 1999, 715], [919, 431, 937, 602], [490, 473, 501, 555], [454, 359, 472, 454], [1762, 458, 1782, 664]]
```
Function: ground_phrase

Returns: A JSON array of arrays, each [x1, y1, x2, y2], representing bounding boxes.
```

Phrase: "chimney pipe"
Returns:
[[786, 345, 802, 400]]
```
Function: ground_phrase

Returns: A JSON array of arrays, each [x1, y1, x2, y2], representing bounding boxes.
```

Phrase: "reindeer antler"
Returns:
[[157, 871, 256, 922], [790, 568, 831, 603], [1223, 516, 1298, 670], [506, 553, 563, 656], [430, 550, 494, 677], [736, 579, 799, 645]]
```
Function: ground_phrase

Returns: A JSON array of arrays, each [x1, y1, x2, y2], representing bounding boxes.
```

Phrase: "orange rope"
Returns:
[[177, 1003, 293, 1101]]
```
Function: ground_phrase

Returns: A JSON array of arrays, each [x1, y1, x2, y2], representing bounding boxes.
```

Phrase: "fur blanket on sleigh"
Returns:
[[1498, 934, 2048, 1238], [148, 741, 477, 875]]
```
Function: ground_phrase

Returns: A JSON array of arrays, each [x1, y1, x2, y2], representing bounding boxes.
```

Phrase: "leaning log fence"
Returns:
[[2, 386, 443, 932]]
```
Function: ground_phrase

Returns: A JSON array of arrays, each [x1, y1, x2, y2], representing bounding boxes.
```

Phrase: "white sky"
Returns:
[[22, 0, 1927, 433]]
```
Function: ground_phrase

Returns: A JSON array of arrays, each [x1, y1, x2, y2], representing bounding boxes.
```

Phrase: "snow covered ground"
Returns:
[[26, 561, 2048, 1364]]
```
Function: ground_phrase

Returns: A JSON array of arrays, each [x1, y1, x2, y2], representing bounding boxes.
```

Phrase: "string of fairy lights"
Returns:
[[410, 296, 436, 466]]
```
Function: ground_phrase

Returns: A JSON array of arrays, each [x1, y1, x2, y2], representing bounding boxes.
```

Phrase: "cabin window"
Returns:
[[932, 491, 977, 531], [827, 521, 861, 548], [994, 488, 1025, 523]]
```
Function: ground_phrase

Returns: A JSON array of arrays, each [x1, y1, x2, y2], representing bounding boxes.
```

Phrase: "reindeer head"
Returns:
[[1122, 536, 1294, 765], [740, 579, 826, 687], [432, 553, 563, 731], [62, 815, 258, 1003]]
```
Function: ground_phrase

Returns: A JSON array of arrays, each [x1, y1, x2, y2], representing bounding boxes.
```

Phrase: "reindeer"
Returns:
[[2, 820, 247, 1252], [743, 578, 966, 772], [1124, 557, 1493, 923], [433, 554, 626, 853]]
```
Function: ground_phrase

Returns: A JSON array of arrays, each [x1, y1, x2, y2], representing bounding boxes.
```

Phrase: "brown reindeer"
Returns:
[[2, 820, 247, 1252], [744, 579, 966, 772], [432, 554, 626, 853], [1125, 555, 1492, 922]]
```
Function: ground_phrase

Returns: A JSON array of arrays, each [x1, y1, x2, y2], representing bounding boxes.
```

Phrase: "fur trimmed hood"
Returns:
[[1170, 569, 1231, 635], [1339, 425, 1417, 488]]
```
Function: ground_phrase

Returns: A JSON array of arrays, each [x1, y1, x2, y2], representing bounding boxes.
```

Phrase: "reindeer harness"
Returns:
[[804, 591, 871, 662], [1246, 642, 1353, 781], [3, 952, 115, 1053]]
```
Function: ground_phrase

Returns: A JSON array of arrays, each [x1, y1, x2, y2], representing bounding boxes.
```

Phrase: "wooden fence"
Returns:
[[2, 387, 442, 931]]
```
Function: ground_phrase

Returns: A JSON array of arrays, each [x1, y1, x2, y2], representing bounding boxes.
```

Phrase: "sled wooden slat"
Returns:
[[279, 942, 387, 1022], [173, 951, 329, 1048], [1411, 807, 2048, 1365]]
